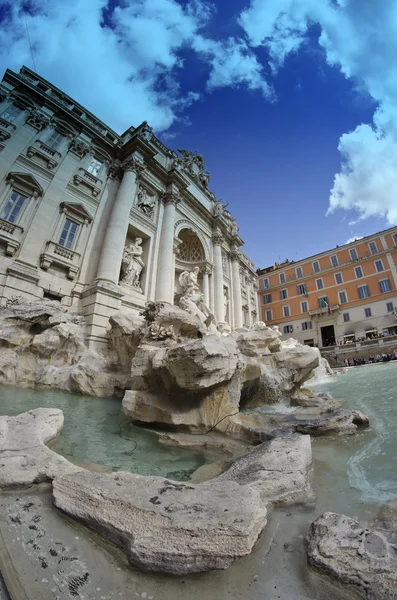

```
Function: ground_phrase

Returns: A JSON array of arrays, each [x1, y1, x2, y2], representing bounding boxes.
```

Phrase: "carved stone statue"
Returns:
[[137, 187, 156, 218], [178, 267, 217, 330], [212, 198, 229, 218], [173, 149, 210, 188], [230, 216, 239, 237], [120, 238, 145, 292]]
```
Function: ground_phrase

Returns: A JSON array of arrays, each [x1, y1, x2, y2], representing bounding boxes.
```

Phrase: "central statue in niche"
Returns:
[[120, 238, 145, 292], [178, 266, 217, 330]]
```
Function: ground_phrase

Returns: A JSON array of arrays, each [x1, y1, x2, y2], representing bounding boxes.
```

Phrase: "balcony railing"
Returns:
[[0, 218, 23, 256], [40, 241, 80, 280], [309, 304, 340, 316], [72, 168, 103, 197], [0, 117, 16, 131], [26, 139, 61, 169]]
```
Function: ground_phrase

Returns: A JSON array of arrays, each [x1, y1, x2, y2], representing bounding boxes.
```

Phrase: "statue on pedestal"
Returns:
[[178, 267, 217, 330], [120, 238, 145, 292]]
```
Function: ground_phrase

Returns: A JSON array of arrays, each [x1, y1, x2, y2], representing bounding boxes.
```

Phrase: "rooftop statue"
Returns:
[[229, 216, 239, 237], [173, 149, 210, 188], [212, 198, 229, 218]]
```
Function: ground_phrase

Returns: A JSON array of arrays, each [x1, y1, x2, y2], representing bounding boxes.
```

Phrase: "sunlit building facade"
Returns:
[[0, 66, 259, 350], [257, 228, 397, 348]]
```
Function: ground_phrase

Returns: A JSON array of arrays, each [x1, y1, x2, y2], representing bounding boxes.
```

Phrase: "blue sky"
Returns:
[[1, 0, 396, 268]]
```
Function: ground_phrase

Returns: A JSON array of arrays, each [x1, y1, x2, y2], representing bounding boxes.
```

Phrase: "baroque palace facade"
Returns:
[[0, 66, 258, 350], [257, 227, 397, 348]]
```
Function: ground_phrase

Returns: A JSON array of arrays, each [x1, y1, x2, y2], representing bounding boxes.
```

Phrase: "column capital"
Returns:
[[201, 263, 213, 275], [212, 233, 224, 246], [229, 250, 241, 262], [161, 190, 181, 206], [121, 156, 146, 177]]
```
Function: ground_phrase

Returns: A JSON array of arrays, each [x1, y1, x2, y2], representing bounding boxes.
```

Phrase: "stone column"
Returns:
[[155, 190, 180, 303], [230, 250, 243, 329], [212, 234, 225, 323], [253, 279, 259, 323], [95, 156, 143, 284], [246, 276, 253, 328], [202, 264, 212, 306]]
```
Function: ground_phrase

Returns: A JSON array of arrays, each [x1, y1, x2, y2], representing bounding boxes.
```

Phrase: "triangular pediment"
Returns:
[[60, 202, 93, 222], [7, 172, 44, 196]]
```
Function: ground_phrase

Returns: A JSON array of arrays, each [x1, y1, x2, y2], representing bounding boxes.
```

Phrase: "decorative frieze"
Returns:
[[136, 185, 156, 219]]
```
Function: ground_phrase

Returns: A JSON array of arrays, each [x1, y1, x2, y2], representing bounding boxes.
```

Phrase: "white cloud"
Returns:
[[0, 0, 273, 133], [238, 0, 397, 226], [345, 236, 362, 244]]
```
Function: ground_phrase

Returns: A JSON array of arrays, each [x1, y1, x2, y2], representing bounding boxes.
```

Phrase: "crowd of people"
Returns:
[[337, 331, 394, 345], [341, 349, 397, 367]]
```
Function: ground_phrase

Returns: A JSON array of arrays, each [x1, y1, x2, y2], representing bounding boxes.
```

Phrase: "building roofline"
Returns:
[[257, 225, 397, 276]]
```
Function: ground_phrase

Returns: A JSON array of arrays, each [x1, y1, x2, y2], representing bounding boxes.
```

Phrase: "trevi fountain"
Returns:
[[0, 279, 396, 600]]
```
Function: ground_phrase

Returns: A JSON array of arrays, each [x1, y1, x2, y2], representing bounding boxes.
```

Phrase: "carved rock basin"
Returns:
[[0, 408, 313, 574]]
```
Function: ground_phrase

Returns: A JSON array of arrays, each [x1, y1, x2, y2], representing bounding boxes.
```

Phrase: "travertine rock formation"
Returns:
[[0, 300, 125, 396], [53, 434, 312, 574], [0, 408, 80, 488], [306, 511, 397, 599]]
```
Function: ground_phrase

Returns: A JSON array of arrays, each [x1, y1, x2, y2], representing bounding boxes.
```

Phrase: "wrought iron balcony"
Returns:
[[309, 304, 340, 317]]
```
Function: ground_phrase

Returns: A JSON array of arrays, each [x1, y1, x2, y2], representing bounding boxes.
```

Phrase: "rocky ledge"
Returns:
[[306, 510, 397, 599], [1, 407, 313, 574], [53, 434, 312, 574], [0, 408, 81, 488]]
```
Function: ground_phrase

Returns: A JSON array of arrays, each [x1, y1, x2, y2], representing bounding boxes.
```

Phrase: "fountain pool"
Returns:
[[0, 385, 220, 481], [313, 361, 397, 515]]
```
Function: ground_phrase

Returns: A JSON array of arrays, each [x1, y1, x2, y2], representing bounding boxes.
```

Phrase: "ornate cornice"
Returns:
[[160, 190, 181, 206], [26, 109, 50, 131], [69, 137, 91, 158], [122, 156, 146, 178]]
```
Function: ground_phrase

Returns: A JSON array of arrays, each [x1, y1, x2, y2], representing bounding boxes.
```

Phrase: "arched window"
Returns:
[[177, 229, 205, 263]]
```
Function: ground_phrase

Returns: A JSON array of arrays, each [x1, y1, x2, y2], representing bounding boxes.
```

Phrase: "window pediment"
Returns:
[[52, 117, 79, 138], [10, 91, 37, 111], [60, 202, 93, 223], [90, 142, 113, 164], [6, 172, 43, 196]]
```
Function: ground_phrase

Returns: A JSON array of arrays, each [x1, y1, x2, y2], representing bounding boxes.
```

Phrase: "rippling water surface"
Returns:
[[0, 386, 218, 480], [314, 362, 397, 512]]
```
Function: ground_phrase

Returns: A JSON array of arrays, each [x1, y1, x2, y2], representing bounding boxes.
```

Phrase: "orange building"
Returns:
[[257, 227, 397, 348]]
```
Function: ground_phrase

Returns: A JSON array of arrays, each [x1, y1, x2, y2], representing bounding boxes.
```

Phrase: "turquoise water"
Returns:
[[314, 362, 397, 512], [0, 386, 218, 481]]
